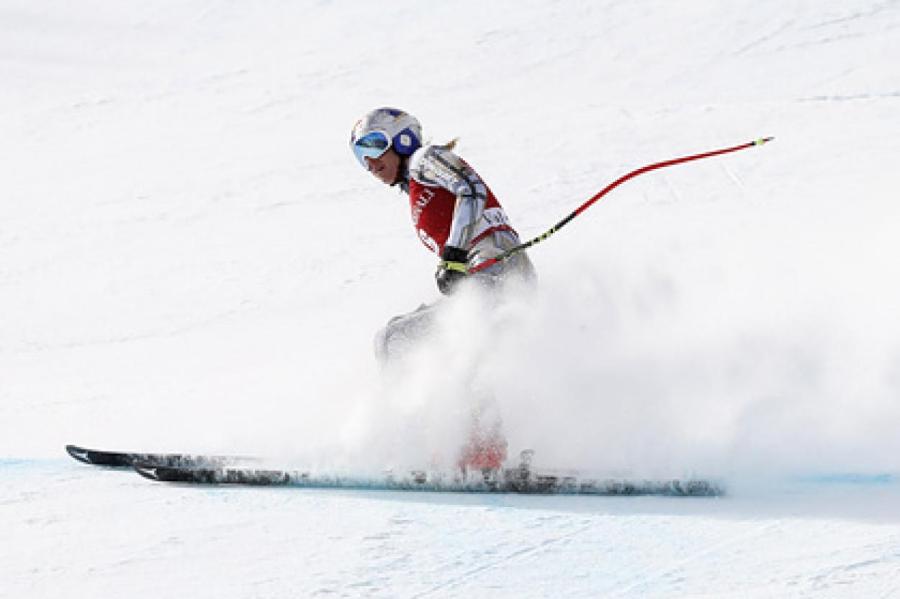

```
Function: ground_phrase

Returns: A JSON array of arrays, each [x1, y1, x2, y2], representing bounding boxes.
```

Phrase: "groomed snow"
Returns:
[[2, 1, 900, 597]]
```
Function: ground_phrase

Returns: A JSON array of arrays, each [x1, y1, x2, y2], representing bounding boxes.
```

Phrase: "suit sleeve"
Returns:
[[409, 145, 487, 251]]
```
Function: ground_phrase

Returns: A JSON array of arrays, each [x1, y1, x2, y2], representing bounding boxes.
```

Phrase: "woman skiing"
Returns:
[[349, 107, 535, 363], [349, 107, 535, 473]]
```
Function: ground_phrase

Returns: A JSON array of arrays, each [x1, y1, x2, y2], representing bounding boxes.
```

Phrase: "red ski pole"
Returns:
[[468, 136, 774, 274]]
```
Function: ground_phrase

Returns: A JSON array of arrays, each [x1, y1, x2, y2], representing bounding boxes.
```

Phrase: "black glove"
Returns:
[[435, 246, 469, 295]]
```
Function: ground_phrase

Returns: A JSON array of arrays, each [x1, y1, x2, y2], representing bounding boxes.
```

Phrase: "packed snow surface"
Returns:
[[2, 0, 900, 597]]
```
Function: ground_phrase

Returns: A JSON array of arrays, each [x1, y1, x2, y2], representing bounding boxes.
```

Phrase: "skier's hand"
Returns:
[[435, 246, 468, 295]]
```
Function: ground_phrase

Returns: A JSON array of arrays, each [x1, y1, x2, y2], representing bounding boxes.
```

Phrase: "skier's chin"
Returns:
[[373, 169, 394, 185]]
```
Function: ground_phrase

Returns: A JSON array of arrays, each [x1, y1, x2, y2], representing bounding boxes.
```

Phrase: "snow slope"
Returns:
[[2, 0, 900, 596]]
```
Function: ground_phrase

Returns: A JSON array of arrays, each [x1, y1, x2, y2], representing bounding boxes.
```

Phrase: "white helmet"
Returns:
[[349, 107, 423, 168]]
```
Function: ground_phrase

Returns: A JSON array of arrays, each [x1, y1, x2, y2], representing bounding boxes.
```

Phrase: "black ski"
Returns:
[[65, 444, 252, 469], [133, 462, 724, 496]]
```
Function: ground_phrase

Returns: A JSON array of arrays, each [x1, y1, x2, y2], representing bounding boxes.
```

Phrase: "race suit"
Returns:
[[375, 143, 535, 363]]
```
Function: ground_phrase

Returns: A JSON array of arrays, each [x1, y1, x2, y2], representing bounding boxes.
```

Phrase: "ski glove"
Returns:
[[435, 246, 469, 295]]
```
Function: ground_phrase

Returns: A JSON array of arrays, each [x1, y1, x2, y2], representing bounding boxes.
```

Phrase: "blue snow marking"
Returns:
[[0, 458, 71, 474], [0, 458, 37, 469], [800, 473, 898, 485]]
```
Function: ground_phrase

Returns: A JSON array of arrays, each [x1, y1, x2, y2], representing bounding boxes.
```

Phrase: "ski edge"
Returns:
[[65, 444, 255, 469], [133, 462, 725, 497]]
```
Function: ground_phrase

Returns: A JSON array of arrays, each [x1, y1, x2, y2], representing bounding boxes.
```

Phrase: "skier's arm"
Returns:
[[409, 145, 487, 251]]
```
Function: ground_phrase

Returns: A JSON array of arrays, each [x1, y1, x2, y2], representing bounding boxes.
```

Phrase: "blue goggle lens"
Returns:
[[352, 131, 391, 167]]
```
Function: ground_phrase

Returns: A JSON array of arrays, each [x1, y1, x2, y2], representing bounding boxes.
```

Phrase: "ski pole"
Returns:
[[468, 137, 774, 275]]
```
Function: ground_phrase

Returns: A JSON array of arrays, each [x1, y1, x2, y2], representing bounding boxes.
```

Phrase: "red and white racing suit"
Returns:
[[376, 143, 535, 363], [407, 144, 515, 262]]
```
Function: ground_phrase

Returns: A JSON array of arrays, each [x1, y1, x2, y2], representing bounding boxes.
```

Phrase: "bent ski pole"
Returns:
[[468, 137, 774, 275]]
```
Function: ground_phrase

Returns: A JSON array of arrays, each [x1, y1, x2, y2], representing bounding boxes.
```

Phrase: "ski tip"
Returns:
[[65, 445, 92, 464], [754, 136, 774, 146], [133, 463, 161, 481]]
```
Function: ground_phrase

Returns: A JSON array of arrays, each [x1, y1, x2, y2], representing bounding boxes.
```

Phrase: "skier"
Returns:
[[349, 107, 535, 472], [349, 107, 535, 357]]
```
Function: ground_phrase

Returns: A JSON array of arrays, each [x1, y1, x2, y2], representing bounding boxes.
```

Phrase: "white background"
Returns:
[[2, 1, 900, 596]]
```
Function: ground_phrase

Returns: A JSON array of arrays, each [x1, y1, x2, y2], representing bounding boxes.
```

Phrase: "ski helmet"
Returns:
[[349, 107, 422, 168]]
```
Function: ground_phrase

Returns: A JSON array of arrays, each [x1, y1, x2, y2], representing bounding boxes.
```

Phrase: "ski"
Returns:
[[65, 444, 253, 469], [133, 462, 724, 496]]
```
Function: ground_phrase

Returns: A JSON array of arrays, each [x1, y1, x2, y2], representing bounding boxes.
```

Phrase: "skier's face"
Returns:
[[365, 148, 400, 185]]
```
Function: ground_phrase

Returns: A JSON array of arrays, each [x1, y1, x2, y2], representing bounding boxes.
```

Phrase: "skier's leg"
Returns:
[[452, 231, 535, 473], [373, 302, 442, 366], [457, 393, 508, 473]]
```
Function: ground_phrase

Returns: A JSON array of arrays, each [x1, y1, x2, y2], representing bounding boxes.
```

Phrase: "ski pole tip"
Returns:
[[754, 136, 774, 146]]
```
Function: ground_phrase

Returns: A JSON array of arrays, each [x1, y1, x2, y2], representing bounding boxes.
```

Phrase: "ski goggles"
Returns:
[[351, 130, 391, 168]]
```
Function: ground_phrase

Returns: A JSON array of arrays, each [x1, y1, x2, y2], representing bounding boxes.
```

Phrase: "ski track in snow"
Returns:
[[411, 519, 595, 598], [610, 518, 784, 597]]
